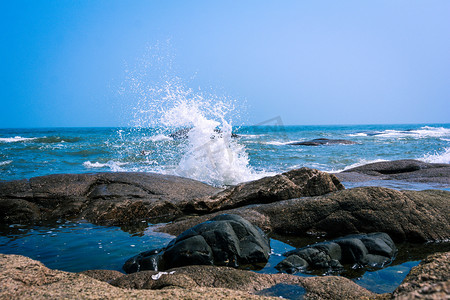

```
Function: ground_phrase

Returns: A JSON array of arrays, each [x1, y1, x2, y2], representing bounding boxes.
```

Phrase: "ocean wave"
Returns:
[[142, 134, 173, 142], [0, 136, 38, 143], [0, 160, 12, 166], [420, 147, 450, 164], [349, 126, 450, 139], [263, 140, 304, 146], [83, 161, 128, 172]]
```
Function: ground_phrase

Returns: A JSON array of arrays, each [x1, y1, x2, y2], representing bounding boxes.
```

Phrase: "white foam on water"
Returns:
[[143, 134, 173, 142], [0, 136, 38, 143], [0, 160, 12, 166], [420, 147, 450, 164], [83, 161, 128, 172], [263, 140, 304, 146], [356, 126, 450, 139]]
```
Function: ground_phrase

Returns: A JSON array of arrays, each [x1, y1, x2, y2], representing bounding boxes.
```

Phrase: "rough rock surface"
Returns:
[[392, 251, 450, 299], [123, 214, 270, 273], [335, 159, 450, 185], [288, 138, 357, 146], [276, 232, 397, 274], [0, 168, 343, 226], [159, 187, 450, 243], [0, 172, 221, 225], [112, 264, 375, 299], [183, 167, 344, 213], [0, 254, 266, 299]]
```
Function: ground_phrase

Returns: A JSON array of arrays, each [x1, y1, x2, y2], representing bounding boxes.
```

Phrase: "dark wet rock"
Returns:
[[183, 167, 344, 213], [276, 233, 397, 274], [123, 214, 270, 273], [335, 159, 450, 184], [159, 187, 450, 243], [393, 251, 450, 299], [288, 138, 357, 146], [0, 172, 221, 225]]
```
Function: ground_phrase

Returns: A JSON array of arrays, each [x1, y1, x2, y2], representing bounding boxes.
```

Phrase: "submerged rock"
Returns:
[[335, 159, 450, 184], [123, 214, 270, 273], [276, 233, 397, 274], [288, 138, 357, 146]]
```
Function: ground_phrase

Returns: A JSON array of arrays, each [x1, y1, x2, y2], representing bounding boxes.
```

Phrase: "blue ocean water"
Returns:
[[1, 124, 449, 188], [1, 123, 449, 294]]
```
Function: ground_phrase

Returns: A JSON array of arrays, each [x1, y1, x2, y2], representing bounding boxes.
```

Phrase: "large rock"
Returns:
[[288, 138, 357, 146], [112, 264, 375, 299], [335, 159, 450, 185], [0, 172, 221, 225], [183, 167, 344, 213], [159, 187, 450, 243], [393, 251, 450, 299], [0, 254, 267, 299], [276, 233, 397, 274], [123, 214, 271, 273]]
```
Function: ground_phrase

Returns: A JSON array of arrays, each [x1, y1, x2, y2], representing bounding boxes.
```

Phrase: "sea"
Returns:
[[1, 95, 449, 296]]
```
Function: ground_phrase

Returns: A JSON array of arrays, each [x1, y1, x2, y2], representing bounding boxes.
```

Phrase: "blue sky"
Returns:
[[1, 1, 449, 127]]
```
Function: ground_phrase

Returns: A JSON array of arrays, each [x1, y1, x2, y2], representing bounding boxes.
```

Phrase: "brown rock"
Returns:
[[160, 187, 450, 243], [0, 254, 268, 299], [112, 264, 375, 299], [183, 168, 344, 213], [392, 251, 450, 299], [79, 269, 125, 283]]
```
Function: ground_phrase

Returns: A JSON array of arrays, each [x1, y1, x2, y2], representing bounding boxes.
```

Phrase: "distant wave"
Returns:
[[263, 140, 304, 146], [420, 147, 450, 164], [349, 126, 450, 139], [0, 136, 38, 143], [0, 160, 12, 166], [83, 161, 128, 172]]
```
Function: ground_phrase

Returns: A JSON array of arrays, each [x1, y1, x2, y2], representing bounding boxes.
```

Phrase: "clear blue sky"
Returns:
[[1, 0, 449, 127]]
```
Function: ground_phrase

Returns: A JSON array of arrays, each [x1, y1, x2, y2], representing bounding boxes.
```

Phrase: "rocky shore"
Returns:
[[1, 159, 449, 299]]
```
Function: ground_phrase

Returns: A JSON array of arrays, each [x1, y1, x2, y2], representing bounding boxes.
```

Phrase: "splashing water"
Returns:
[[119, 47, 260, 186]]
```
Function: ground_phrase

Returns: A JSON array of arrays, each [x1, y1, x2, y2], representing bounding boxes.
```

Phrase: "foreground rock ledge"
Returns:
[[1, 252, 449, 299], [0, 254, 375, 300]]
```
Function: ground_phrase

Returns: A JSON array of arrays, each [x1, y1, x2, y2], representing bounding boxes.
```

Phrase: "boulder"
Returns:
[[183, 167, 344, 213], [276, 233, 397, 274], [123, 214, 271, 273], [288, 138, 357, 146], [159, 187, 450, 243], [335, 159, 450, 184], [0, 172, 221, 225]]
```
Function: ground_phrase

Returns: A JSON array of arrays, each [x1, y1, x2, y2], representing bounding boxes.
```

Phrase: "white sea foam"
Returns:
[[350, 126, 450, 139], [159, 90, 262, 186], [83, 161, 128, 171], [143, 134, 173, 142], [0, 160, 12, 166], [0, 136, 37, 143], [264, 140, 304, 146], [420, 147, 450, 164]]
